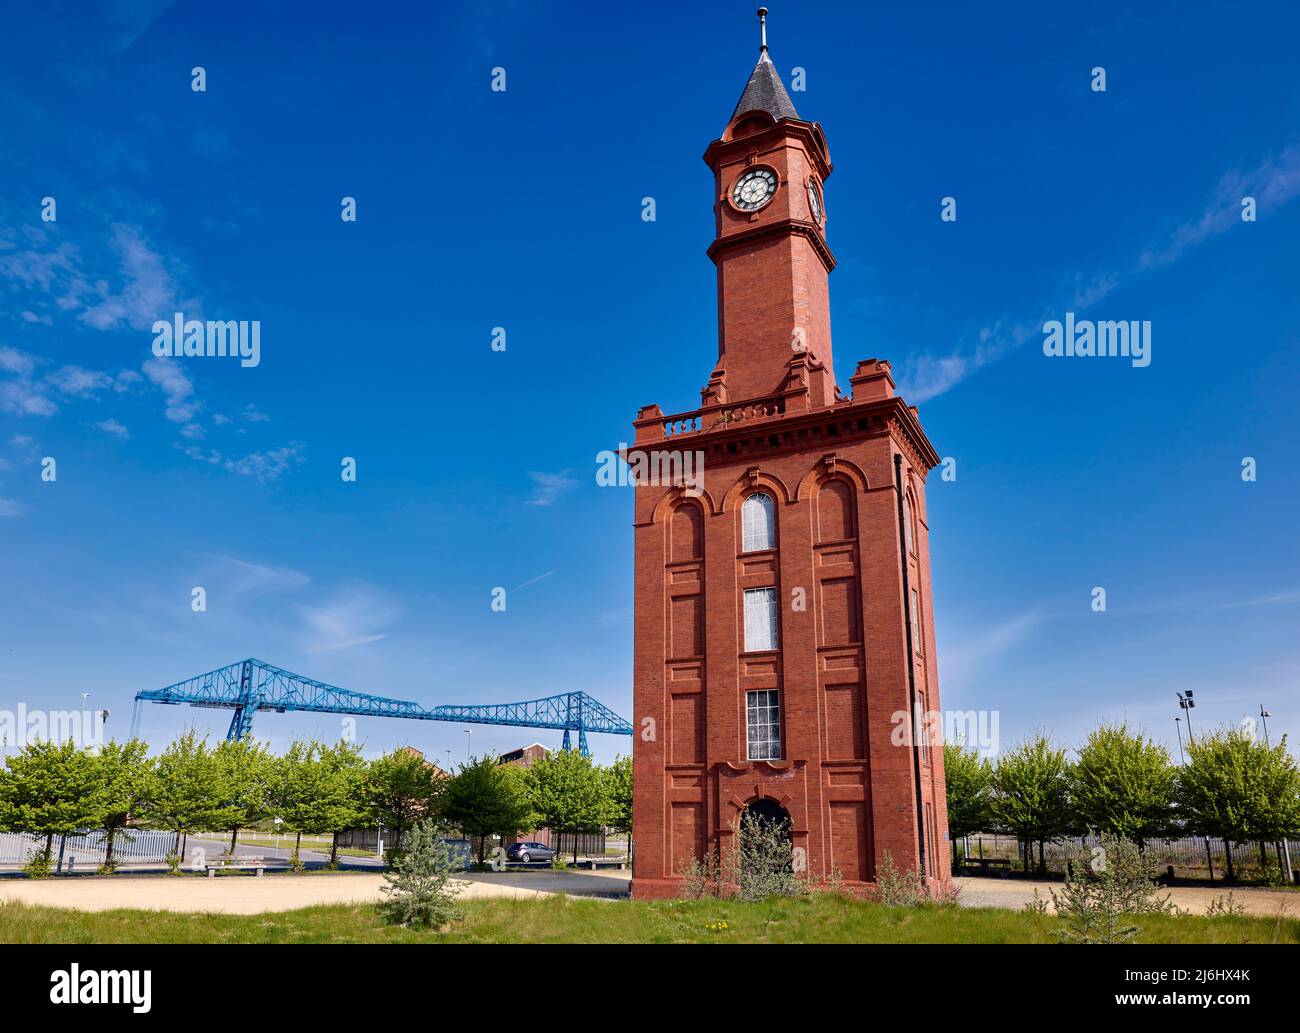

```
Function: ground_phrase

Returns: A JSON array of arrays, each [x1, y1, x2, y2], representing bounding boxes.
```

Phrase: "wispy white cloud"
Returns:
[[180, 440, 306, 483], [222, 442, 305, 482], [939, 611, 1044, 687], [0, 497, 30, 517], [298, 584, 401, 653], [81, 224, 182, 332], [96, 418, 129, 438], [141, 356, 198, 423], [526, 471, 578, 506], [47, 365, 113, 397], [0, 346, 36, 376], [211, 555, 311, 596], [897, 143, 1300, 403], [100, 0, 176, 53]]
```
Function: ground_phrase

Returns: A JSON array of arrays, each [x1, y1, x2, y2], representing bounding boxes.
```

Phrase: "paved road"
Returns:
[[182, 835, 383, 871]]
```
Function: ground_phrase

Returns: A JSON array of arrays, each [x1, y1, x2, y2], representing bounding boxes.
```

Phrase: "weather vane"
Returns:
[[758, 7, 768, 52]]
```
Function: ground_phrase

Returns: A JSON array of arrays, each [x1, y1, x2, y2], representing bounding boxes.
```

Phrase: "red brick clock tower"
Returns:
[[629, 10, 950, 899]]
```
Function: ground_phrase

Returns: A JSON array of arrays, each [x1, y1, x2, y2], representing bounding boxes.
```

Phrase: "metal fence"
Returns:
[[0, 829, 175, 870], [958, 833, 1299, 875]]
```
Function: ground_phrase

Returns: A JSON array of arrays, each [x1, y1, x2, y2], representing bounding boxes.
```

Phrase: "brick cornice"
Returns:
[[702, 119, 833, 179], [706, 217, 837, 274], [630, 395, 941, 473]]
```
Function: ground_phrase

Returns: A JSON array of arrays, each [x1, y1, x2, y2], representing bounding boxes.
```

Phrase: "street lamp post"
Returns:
[[1177, 691, 1213, 881], [1176, 691, 1196, 744]]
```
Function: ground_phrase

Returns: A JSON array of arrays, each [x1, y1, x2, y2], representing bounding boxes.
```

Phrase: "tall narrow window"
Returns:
[[910, 588, 922, 654], [903, 494, 915, 554], [741, 492, 775, 552], [925, 802, 936, 877], [743, 587, 778, 652], [916, 688, 929, 762], [746, 689, 782, 760]]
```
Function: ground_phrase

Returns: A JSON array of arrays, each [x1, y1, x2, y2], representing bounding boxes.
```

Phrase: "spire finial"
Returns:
[[757, 7, 768, 53]]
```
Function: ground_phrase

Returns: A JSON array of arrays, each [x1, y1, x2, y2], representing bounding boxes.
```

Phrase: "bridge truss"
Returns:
[[129, 658, 633, 756]]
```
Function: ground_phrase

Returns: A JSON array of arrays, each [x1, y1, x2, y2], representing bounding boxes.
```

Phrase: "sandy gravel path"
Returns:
[[0, 869, 629, 915], [953, 876, 1297, 917]]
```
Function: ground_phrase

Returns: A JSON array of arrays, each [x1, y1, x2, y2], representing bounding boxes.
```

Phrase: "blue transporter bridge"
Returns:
[[129, 658, 633, 757]]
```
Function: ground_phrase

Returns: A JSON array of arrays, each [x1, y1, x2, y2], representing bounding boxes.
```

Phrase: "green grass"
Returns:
[[1, 894, 1296, 944]]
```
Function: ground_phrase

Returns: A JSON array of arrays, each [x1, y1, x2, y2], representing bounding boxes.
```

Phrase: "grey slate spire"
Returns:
[[729, 9, 800, 124], [729, 49, 801, 123]]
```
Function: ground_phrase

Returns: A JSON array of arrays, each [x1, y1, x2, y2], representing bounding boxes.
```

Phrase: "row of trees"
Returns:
[[443, 750, 631, 864], [945, 723, 1300, 879], [0, 731, 632, 873]]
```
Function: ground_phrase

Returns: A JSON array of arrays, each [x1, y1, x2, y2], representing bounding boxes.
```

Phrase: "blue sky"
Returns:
[[1, 1, 1297, 766]]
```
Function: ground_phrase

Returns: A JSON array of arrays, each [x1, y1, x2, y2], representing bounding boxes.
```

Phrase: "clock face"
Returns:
[[806, 178, 823, 223], [732, 167, 778, 211]]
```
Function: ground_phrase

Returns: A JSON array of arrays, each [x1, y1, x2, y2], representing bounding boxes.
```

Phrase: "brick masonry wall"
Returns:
[[630, 405, 950, 899]]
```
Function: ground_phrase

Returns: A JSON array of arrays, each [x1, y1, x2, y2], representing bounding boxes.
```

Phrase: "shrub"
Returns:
[[1049, 836, 1179, 943], [876, 850, 927, 907], [22, 848, 53, 879], [1205, 893, 1246, 917], [378, 820, 465, 929], [734, 810, 802, 901], [677, 851, 723, 899]]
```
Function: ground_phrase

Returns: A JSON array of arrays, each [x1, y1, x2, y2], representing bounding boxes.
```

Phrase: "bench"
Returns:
[[959, 857, 1014, 878], [205, 855, 268, 878], [582, 858, 627, 870]]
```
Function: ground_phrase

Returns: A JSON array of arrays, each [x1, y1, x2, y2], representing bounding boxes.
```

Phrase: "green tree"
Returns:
[[527, 748, 607, 864], [0, 739, 101, 871], [366, 747, 445, 856], [0, 764, 11, 833], [89, 739, 155, 873], [1071, 722, 1175, 847], [213, 737, 274, 853], [317, 741, 368, 867], [441, 756, 536, 865], [603, 755, 633, 857], [141, 730, 228, 859], [1176, 727, 1300, 881], [990, 734, 1073, 874], [943, 741, 992, 863], [271, 740, 368, 867]]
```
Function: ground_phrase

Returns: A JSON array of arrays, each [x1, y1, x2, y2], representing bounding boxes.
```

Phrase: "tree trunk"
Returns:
[[1038, 839, 1045, 875], [44, 832, 53, 858], [1224, 840, 1235, 881], [172, 830, 181, 855], [230, 827, 239, 853], [104, 827, 116, 869], [330, 832, 339, 868]]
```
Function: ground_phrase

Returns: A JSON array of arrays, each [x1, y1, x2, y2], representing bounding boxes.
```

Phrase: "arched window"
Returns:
[[741, 492, 775, 552]]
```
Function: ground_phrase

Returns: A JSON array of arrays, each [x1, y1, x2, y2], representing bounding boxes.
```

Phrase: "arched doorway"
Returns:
[[736, 798, 796, 897], [742, 798, 791, 836]]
